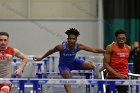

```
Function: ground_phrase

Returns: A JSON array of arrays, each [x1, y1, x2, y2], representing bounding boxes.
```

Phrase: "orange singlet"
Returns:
[[108, 42, 130, 78], [0, 46, 14, 93]]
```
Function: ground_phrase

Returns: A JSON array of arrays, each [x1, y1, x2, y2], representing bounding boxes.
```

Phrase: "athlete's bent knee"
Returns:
[[62, 70, 71, 79], [0, 86, 10, 93]]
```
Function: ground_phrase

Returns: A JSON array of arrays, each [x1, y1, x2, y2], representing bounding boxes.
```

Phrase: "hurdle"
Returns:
[[12, 56, 138, 93], [1, 78, 140, 93], [31, 57, 94, 93], [100, 70, 140, 93], [34, 62, 94, 93]]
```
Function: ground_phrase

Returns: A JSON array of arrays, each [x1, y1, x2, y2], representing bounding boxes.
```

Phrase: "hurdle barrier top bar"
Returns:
[[128, 73, 140, 77], [0, 78, 140, 85]]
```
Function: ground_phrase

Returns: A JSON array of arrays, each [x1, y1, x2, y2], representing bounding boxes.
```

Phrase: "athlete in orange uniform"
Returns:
[[0, 32, 28, 93], [103, 29, 131, 93]]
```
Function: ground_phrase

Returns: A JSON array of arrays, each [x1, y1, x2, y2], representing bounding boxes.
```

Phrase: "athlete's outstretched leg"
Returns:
[[82, 61, 96, 70], [62, 70, 71, 93]]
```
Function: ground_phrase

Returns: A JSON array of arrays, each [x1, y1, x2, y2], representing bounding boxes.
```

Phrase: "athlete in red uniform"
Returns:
[[103, 29, 131, 93], [0, 32, 28, 93]]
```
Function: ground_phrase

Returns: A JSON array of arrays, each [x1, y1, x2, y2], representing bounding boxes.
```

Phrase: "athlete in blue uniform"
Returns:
[[33, 28, 105, 93]]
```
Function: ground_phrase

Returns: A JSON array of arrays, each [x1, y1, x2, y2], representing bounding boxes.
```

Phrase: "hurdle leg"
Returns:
[[136, 85, 139, 93], [44, 59, 49, 78], [98, 81, 104, 93], [31, 80, 39, 93], [85, 73, 90, 93], [19, 80, 25, 93], [101, 70, 106, 93], [109, 81, 115, 93], [130, 85, 133, 93]]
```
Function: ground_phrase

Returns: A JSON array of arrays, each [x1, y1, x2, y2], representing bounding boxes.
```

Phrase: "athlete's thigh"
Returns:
[[72, 58, 85, 70], [82, 61, 96, 70], [58, 65, 71, 78]]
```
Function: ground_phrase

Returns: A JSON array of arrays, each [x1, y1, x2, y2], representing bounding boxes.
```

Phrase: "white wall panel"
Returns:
[[0, 0, 28, 19], [0, 0, 97, 19], [0, 20, 99, 56], [32, 0, 97, 19]]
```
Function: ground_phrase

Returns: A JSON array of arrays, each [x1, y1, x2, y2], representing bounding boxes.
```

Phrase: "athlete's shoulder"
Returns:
[[5, 47, 16, 56], [54, 44, 63, 51], [105, 43, 114, 53], [125, 44, 131, 50], [13, 48, 21, 54], [106, 43, 113, 48], [6, 46, 14, 53], [77, 43, 84, 50]]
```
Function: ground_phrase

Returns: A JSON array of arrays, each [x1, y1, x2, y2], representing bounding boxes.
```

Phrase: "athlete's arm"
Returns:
[[33, 44, 62, 61], [103, 44, 127, 79], [14, 48, 28, 75], [78, 43, 105, 53]]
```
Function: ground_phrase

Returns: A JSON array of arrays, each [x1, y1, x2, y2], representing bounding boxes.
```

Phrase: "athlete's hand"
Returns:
[[116, 73, 127, 79], [11, 69, 22, 78], [92, 63, 96, 69], [33, 56, 42, 61], [15, 68, 22, 75]]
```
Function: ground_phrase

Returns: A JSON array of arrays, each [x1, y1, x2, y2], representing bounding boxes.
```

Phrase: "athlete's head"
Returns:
[[65, 28, 80, 37], [65, 28, 80, 47], [0, 32, 9, 50], [114, 29, 127, 46]]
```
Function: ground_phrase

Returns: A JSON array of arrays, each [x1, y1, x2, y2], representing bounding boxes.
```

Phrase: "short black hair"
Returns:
[[0, 32, 9, 38], [65, 28, 80, 37], [114, 29, 127, 37]]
